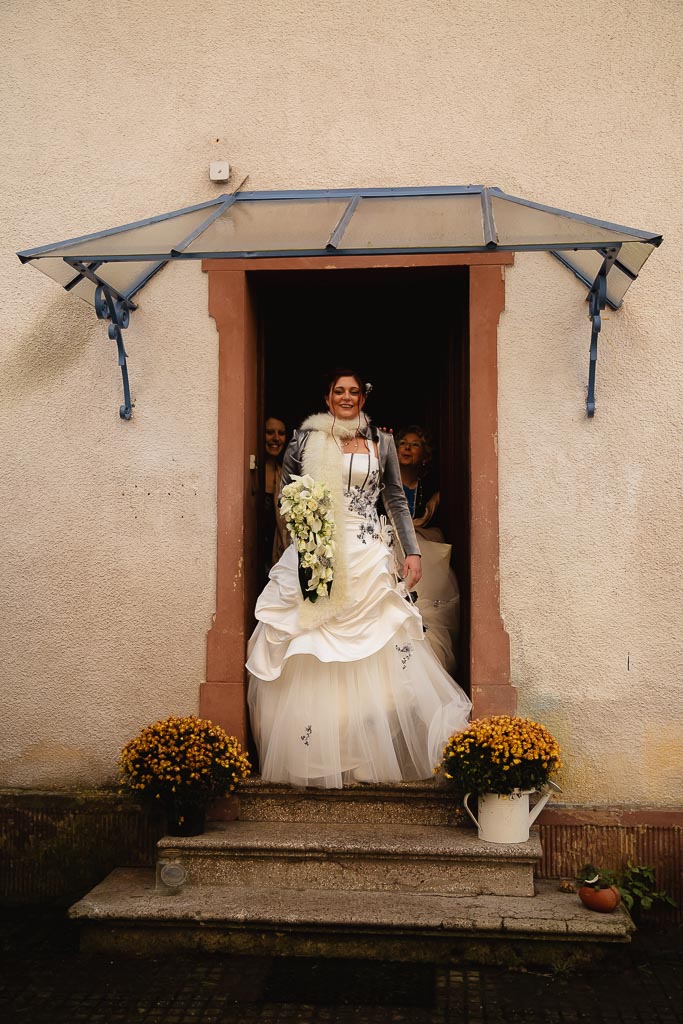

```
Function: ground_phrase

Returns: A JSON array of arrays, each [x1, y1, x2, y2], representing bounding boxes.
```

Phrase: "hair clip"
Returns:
[[365, 382, 374, 395]]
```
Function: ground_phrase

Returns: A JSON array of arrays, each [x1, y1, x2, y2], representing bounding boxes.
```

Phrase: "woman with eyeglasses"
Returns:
[[395, 424, 460, 676], [395, 425, 441, 530]]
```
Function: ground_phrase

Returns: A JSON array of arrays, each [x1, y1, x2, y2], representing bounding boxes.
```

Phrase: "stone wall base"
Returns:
[[1, 790, 680, 925], [0, 789, 165, 906]]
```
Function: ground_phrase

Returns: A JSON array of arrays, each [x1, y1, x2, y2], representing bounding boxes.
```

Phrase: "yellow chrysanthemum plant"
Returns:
[[119, 715, 251, 835], [437, 715, 562, 796]]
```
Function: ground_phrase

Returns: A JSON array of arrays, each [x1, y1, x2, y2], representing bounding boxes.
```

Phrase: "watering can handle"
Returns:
[[463, 792, 480, 829]]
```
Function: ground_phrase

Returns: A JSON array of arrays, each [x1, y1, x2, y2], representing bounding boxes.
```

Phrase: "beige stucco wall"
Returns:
[[1, 0, 681, 803]]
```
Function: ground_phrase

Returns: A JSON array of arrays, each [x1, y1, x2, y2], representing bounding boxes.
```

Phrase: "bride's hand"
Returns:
[[402, 554, 422, 589]]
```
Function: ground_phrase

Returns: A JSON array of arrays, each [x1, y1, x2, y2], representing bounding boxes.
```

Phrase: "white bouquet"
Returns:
[[280, 474, 336, 602]]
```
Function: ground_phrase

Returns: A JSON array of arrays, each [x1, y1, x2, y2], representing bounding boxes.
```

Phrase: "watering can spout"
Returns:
[[528, 780, 562, 827], [528, 792, 550, 826]]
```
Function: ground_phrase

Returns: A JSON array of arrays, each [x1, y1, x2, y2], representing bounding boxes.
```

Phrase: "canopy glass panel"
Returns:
[[183, 198, 349, 254], [490, 195, 644, 248], [338, 194, 485, 250], [39, 206, 221, 259], [617, 240, 656, 276], [30, 254, 165, 304], [30, 256, 82, 288]]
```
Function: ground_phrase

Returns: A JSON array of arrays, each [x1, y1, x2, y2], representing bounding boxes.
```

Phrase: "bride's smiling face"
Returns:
[[325, 375, 365, 420]]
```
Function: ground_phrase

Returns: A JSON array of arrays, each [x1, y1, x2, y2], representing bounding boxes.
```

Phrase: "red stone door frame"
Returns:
[[201, 253, 516, 742]]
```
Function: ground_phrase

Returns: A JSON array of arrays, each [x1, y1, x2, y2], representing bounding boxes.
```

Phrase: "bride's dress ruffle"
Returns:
[[246, 450, 471, 788], [247, 533, 423, 678]]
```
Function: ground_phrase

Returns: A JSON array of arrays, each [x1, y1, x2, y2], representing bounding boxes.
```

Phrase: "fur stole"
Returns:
[[296, 412, 370, 629]]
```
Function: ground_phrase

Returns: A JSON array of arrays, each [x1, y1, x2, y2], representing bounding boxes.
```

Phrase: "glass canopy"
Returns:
[[16, 185, 662, 419], [18, 185, 661, 312]]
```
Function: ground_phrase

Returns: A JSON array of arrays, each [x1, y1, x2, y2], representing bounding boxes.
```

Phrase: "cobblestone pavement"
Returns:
[[0, 907, 681, 1023]]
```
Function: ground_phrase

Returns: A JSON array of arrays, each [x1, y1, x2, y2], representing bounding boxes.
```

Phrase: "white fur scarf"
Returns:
[[297, 411, 368, 629]]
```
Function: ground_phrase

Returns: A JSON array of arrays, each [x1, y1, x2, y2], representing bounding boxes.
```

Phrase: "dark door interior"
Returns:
[[253, 266, 470, 690]]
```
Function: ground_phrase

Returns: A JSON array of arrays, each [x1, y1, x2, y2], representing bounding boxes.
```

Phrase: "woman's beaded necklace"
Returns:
[[403, 479, 422, 518]]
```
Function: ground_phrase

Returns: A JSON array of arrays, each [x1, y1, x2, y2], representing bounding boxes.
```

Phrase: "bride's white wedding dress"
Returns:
[[246, 450, 471, 788]]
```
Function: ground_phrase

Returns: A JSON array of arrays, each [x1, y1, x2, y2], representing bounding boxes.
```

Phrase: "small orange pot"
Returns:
[[578, 885, 622, 913]]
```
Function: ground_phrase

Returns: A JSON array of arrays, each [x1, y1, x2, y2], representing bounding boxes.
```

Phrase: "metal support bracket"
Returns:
[[94, 285, 134, 419], [586, 247, 619, 417]]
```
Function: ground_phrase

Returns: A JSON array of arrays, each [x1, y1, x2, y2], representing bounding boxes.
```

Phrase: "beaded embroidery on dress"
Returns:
[[246, 449, 472, 788]]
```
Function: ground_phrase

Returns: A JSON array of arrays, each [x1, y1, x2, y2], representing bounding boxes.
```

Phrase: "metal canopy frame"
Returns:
[[17, 185, 662, 419]]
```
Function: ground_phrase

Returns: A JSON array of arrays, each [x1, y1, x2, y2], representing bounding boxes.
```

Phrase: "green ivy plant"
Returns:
[[612, 863, 677, 915], [577, 862, 676, 914]]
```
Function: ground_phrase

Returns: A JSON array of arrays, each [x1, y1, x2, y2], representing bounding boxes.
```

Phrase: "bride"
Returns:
[[246, 370, 471, 788]]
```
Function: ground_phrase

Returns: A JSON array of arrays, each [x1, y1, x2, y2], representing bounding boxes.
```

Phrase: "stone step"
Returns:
[[234, 777, 466, 827], [155, 821, 541, 897], [70, 869, 635, 966]]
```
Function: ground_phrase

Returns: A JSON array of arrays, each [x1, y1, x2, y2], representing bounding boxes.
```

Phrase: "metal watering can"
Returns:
[[463, 781, 561, 844]]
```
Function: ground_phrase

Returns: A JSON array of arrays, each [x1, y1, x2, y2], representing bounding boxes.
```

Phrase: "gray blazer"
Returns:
[[280, 423, 420, 558]]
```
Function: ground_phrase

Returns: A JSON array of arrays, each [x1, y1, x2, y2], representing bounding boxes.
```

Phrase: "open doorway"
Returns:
[[254, 266, 471, 691]]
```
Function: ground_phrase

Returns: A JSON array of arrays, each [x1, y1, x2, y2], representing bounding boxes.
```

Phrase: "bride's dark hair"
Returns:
[[322, 368, 371, 399]]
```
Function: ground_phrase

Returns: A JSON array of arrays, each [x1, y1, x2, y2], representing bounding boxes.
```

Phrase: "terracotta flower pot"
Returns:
[[578, 885, 622, 913]]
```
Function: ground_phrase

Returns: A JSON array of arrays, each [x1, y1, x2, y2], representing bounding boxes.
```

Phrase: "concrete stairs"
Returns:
[[155, 821, 540, 896], [69, 779, 635, 965]]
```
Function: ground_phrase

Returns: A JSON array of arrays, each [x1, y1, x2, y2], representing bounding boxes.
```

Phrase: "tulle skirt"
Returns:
[[246, 511, 471, 788]]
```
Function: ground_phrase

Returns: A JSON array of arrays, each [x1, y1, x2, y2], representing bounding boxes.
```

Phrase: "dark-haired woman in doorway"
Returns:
[[247, 370, 471, 788], [263, 416, 290, 581]]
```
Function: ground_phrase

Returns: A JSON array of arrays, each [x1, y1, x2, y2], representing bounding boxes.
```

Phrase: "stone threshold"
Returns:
[[70, 870, 635, 964], [229, 776, 469, 825]]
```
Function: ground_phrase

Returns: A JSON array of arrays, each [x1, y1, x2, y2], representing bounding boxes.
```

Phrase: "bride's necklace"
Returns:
[[334, 428, 363, 453]]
